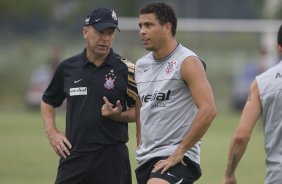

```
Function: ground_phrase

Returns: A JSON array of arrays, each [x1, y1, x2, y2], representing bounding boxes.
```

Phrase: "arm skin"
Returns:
[[153, 56, 217, 173], [40, 100, 72, 158], [135, 96, 142, 146], [223, 81, 262, 184], [101, 96, 136, 123]]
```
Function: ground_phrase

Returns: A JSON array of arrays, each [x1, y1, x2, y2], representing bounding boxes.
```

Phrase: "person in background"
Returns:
[[135, 2, 217, 184], [41, 7, 137, 184], [231, 47, 276, 111], [223, 24, 282, 184], [26, 47, 62, 109]]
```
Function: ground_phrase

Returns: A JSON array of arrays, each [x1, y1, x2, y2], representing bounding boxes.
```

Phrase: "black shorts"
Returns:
[[55, 143, 131, 184], [135, 156, 201, 184]]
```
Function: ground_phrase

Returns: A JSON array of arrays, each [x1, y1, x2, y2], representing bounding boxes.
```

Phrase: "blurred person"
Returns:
[[231, 48, 276, 111], [135, 2, 217, 184], [223, 24, 282, 184], [25, 47, 62, 109], [256, 48, 276, 74], [40, 8, 137, 184]]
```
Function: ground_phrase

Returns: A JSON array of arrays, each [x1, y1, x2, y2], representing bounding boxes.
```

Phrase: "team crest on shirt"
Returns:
[[165, 60, 177, 73], [104, 70, 117, 90]]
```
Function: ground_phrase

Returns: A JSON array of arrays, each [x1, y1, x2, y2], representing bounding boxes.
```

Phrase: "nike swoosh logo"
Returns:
[[175, 178, 183, 184], [95, 18, 102, 22], [167, 172, 176, 178], [74, 79, 83, 83], [167, 172, 183, 184], [144, 68, 150, 72]]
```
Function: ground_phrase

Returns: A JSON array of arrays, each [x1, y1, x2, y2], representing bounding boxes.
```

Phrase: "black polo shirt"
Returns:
[[42, 48, 137, 152]]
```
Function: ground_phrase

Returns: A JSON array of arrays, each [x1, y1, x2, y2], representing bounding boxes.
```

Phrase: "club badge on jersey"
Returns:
[[104, 69, 116, 90], [165, 60, 177, 73]]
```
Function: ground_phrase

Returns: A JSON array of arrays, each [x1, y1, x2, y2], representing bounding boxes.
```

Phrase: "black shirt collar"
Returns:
[[82, 48, 116, 68]]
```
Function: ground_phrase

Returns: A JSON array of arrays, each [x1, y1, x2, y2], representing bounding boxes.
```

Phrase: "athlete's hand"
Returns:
[[222, 174, 237, 184], [152, 152, 186, 174], [101, 96, 123, 120], [46, 129, 72, 158]]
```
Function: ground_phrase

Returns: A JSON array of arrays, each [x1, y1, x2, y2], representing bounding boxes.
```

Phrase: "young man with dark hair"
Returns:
[[135, 2, 217, 184]]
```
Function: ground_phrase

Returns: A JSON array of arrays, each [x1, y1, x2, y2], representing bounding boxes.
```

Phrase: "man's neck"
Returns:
[[153, 39, 178, 60], [86, 50, 109, 67]]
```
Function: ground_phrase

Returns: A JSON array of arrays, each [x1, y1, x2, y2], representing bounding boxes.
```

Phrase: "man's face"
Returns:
[[138, 13, 167, 52], [83, 26, 116, 56]]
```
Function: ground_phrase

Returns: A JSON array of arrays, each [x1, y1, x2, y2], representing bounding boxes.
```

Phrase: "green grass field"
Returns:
[[0, 107, 265, 184]]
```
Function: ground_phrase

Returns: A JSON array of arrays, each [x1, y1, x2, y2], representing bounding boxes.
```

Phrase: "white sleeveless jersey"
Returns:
[[135, 44, 202, 165], [256, 61, 282, 184]]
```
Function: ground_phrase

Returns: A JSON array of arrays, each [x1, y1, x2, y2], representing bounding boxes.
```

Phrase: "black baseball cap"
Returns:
[[84, 8, 120, 32]]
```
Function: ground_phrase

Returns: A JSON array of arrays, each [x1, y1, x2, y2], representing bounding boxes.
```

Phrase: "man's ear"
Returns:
[[277, 43, 282, 53], [164, 22, 172, 35], [83, 27, 88, 39]]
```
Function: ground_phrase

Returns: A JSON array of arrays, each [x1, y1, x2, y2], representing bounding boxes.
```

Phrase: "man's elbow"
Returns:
[[233, 132, 251, 146], [206, 104, 217, 123]]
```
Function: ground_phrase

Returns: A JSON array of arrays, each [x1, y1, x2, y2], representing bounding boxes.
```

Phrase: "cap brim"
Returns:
[[92, 22, 120, 32]]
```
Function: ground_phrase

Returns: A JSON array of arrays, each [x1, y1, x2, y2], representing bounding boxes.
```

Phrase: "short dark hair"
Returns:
[[278, 24, 282, 47], [139, 2, 177, 36]]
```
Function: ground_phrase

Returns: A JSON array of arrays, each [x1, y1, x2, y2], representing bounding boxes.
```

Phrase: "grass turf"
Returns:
[[0, 108, 264, 184]]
